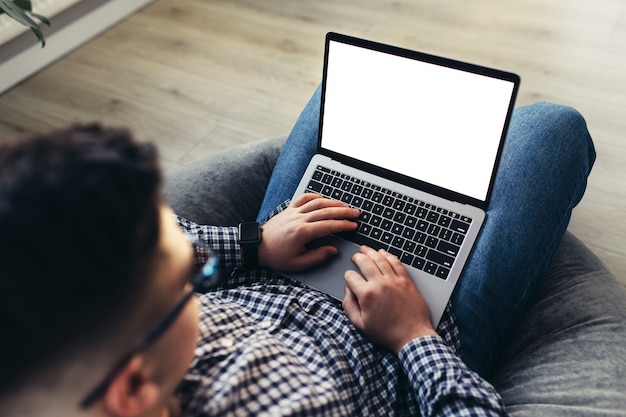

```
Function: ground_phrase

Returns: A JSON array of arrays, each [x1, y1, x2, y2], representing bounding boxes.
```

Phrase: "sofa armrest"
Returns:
[[163, 137, 286, 226]]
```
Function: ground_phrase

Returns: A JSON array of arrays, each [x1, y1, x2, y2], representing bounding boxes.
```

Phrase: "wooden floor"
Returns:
[[0, 0, 624, 285]]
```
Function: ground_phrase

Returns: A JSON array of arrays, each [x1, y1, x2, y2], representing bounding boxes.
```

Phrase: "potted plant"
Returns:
[[0, 0, 49, 46]]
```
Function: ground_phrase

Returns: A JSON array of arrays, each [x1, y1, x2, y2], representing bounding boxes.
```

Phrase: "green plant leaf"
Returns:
[[0, 0, 47, 47], [29, 11, 50, 26], [13, 0, 32, 12]]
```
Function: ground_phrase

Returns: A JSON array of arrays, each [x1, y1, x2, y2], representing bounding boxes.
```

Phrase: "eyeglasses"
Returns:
[[78, 237, 221, 409]]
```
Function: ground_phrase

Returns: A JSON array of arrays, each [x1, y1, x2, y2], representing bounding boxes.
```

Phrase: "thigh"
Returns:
[[256, 85, 322, 223], [453, 102, 596, 375]]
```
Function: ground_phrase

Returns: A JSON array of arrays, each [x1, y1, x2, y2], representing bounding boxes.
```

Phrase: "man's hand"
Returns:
[[258, 194, 360, 272], [343, 246, 439, 355]]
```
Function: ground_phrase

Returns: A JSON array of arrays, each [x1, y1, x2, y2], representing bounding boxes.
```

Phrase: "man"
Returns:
[[0, 90, 594, 416], [173, 93, 596, 416]]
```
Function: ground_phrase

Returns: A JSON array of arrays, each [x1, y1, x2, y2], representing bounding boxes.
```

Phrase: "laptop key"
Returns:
[[391, 236, 405, 249], [426, 249, 454, 268], [427, 211, 440, 223], [424, 262, 438, 275], [393, 199, 405, 211], [451, 219, 470, 234], [393, 211, 406, 223], [415, 231, 427, 244], [437, 240, 460, 257], [415, 245, 428, 258], [359, 211, 372, 223], [404, 203, 417, 215], [307, 180, 323, 193], [404, 216, 417, 228], [370, 228, 383, 241], [359, 223, 372, 236], [436, 266, 450, 279], [425, 236, 439, 249], [412, 257, 426, 270], [401, 253, 415, 265], [402, 228, 415, 240], [427, 223, 441, 237], [417, 220, 428, 232], [451, 232, 465, 245], [391, 223, 404, 235], [403, 240, 416, 253], [351, 196, 364, 208], [439, 228, 452, 241], [438, 215, 452, 228], [312, 170, 324, 181], [336, 231, 387, 251]]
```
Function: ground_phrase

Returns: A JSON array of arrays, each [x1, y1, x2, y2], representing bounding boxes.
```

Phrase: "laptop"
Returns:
[[285, 32, 520, 327]]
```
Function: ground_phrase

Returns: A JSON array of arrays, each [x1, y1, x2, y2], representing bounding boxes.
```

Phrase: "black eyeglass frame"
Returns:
[[78, 237, 220, 409]]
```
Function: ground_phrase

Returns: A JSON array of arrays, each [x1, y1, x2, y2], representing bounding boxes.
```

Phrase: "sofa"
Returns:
[[164, 137, 626, 416]]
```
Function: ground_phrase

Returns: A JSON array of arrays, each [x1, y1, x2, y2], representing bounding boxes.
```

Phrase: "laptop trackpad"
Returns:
[[288, 235, 362, 300]]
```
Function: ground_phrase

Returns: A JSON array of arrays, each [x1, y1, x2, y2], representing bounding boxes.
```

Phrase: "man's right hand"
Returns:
[[343, 246, 439, 355], [258, 194, 360, 272]]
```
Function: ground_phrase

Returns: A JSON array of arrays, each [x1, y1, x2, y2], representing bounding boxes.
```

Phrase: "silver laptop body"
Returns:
[[285, 33, 520, 327]]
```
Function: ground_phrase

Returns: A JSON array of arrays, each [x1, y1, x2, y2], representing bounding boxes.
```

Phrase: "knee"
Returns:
[[521, 102, 586, 134], [513, 102, 596, 166]]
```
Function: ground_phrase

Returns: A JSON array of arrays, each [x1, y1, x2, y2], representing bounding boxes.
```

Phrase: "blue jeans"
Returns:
[[257, 86, 596, 376]]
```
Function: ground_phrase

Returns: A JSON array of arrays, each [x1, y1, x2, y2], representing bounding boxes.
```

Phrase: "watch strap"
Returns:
[[239, 222, 261, 268]]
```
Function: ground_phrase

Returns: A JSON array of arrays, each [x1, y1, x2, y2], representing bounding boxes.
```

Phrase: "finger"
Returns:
[[305, 206, 361, 223], [379, 249, 410, 279], [286, 246, 339, 271], [291, 193, 324, 208], [350, 250, 383, 283], [343, 267, 370, 300], [342, 286, 363, 328], [357, 246, 396, 278], [300, 197, 358, 216], [300, 218, 359, 241]]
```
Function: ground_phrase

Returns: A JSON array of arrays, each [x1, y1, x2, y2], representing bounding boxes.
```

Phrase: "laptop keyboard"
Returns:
[[305, 165, 473, 280]]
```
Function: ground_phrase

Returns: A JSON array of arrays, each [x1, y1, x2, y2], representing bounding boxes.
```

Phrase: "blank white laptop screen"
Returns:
[[321, 40, 516, 202]]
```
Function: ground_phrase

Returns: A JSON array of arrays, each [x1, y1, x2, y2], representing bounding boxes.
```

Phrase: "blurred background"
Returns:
[[0, 0, 624, 283]]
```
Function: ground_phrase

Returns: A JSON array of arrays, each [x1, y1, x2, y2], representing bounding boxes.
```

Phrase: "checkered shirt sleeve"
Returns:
[[399, 336, 507, 416]]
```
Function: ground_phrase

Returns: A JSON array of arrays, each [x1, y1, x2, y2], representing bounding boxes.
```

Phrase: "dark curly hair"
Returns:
[[0, 124, 162, 397]]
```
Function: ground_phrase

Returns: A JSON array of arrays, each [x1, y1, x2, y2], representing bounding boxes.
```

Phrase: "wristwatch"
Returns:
[[238, 222, 262, 268]]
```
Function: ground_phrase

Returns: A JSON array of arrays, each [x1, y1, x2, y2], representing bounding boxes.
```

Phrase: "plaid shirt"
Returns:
[[175, 203, 507, 417]]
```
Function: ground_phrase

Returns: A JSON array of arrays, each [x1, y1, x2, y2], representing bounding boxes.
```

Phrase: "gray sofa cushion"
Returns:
[[491, 232, 626, 416], [164, 137, 286, 226], [164, 138, 626, 416]]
